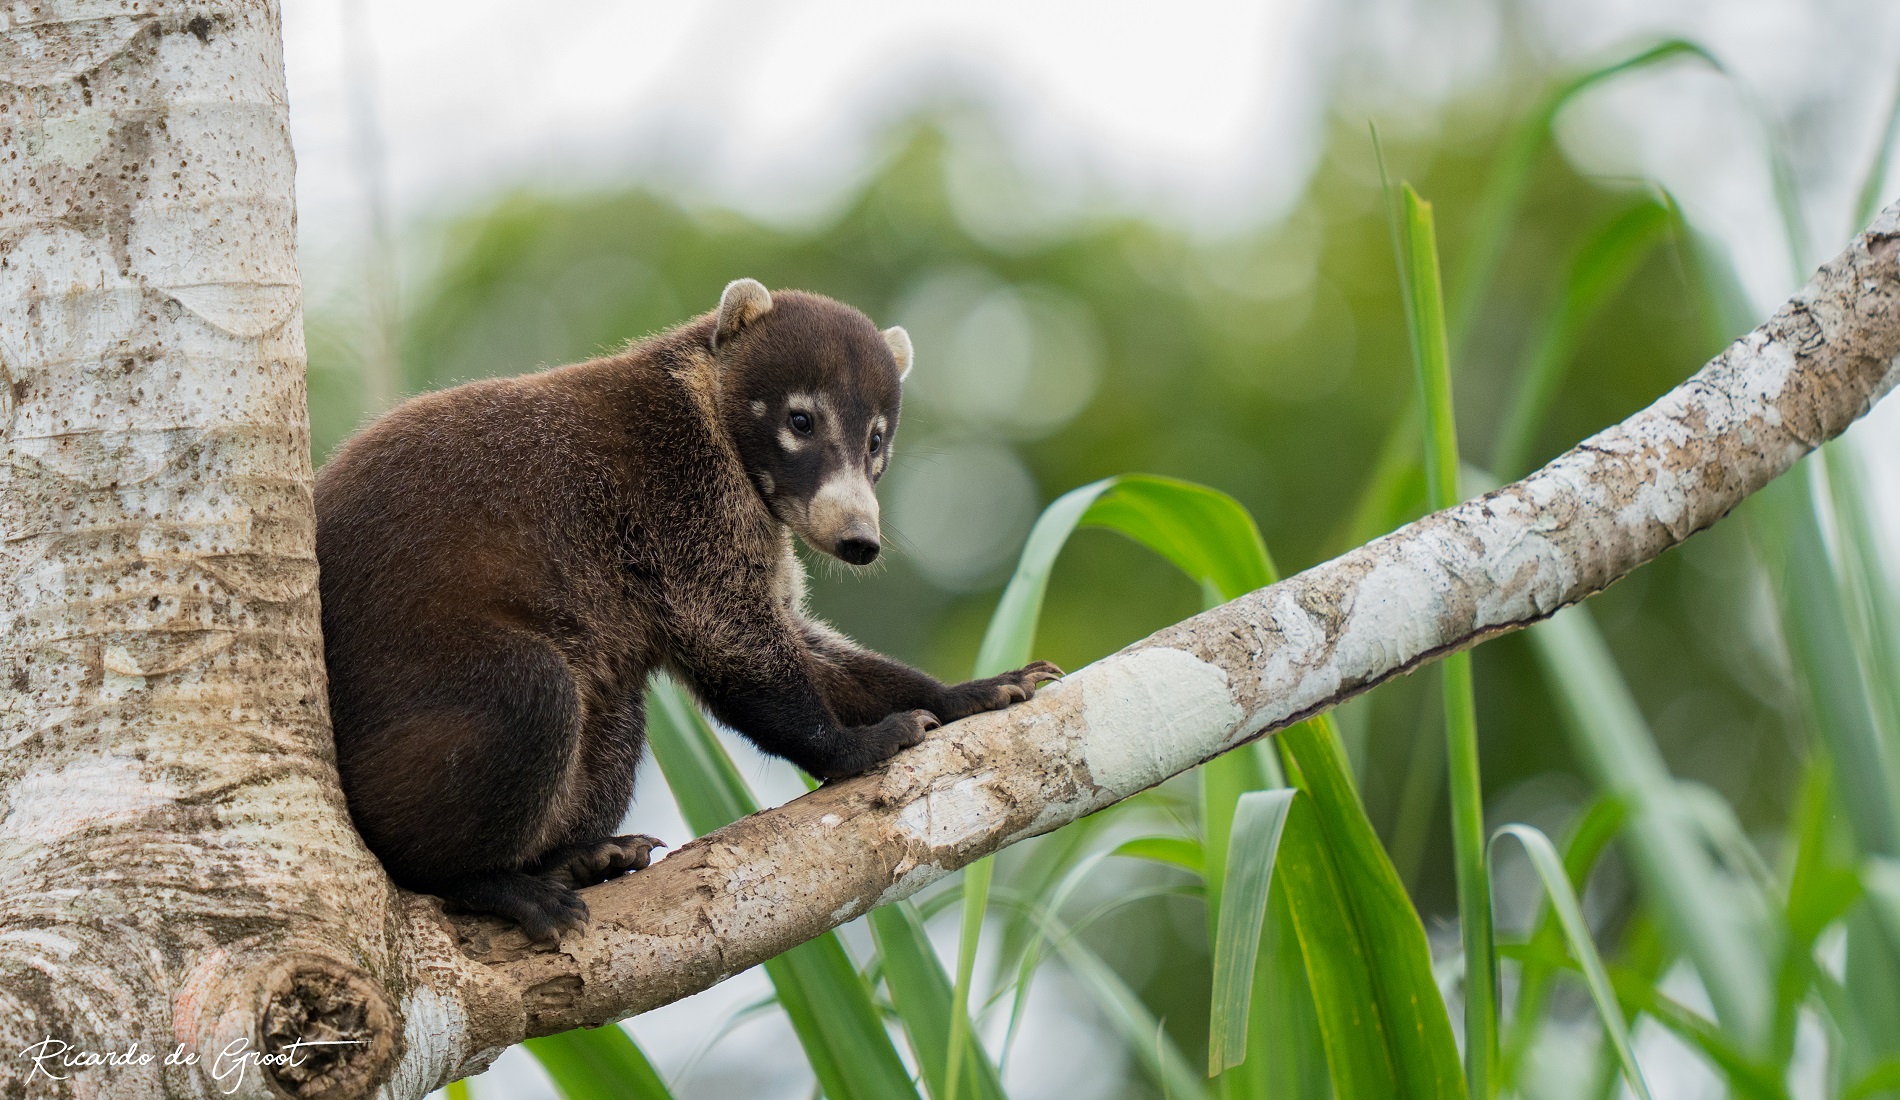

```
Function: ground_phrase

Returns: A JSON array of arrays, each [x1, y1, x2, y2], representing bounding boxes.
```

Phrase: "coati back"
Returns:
[[316, 279, 1059, 944]]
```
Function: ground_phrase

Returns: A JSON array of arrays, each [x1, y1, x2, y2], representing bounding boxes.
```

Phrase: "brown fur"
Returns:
[[316, 285, 1059, 945]]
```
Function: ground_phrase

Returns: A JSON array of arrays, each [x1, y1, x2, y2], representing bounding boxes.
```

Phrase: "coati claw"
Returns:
[[933, 661, 1067, 723], [536, 833, 666, 889]]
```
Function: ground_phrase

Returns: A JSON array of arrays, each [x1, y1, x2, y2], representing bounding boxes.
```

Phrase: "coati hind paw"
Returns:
[[438, 870, 590, 948], [534, 834, 665, 889], [936, 660, 1064, 722]]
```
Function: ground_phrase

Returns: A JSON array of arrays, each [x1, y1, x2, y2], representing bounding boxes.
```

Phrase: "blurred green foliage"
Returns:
[[309, 73, 1852, 1097], [310, 94, 1789, 917]]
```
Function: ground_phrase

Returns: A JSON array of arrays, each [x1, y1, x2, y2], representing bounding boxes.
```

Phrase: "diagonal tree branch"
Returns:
[[416, 204, 1900, 1070]]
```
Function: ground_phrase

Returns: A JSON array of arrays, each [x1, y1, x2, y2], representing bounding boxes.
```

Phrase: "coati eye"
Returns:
[[868, 431, 883, 455], [789, 411, 814, 435]]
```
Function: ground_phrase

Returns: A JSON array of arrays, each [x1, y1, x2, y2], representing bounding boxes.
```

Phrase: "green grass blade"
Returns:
[[1268, 782, 1402, 1097], [867, 902, 1009, 1100], [1499, 796, 1627, 1093], [644, 679, 924, 1100], [1527, 608, 1770, 1044], [1397, 181, 1496, 1099], [975, 472, 1275, 678], [1199, 728, 1298, 1096], [1490, 198, 1677, 478], [1848, 1059, 1900, 1100], [974, 478, 1119, 677], [1489, 824, 1654, 1100], [1754, 471, 1900, 859], [1508, 937, 1786, 1100], [1853, 71, 1900, 232], [945, 856, 993, 1100], [997, 848, 1117, 1071], [1112, 835, 1206, 875], [1208, 788, 1298, 1075], [1052, 922, 1213, 1099], [1273, 721, 1468, 1099], [1602, 965, 1787, 1100], [1447, 38, 1719, 348], [525, 1026, 676, 1100], [646, 675, 756, 833], [984, 470, 1462, 1098], [444, 1078, 472, 1100], [1773, 759, 1866, 1068], [1820, 444, 1900, 793], [1870, 857, 1900, 945], [1077, 476, 1275, 597]]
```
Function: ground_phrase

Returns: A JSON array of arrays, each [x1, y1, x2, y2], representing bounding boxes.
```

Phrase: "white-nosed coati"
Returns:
[[316, 279, 1060, 945]]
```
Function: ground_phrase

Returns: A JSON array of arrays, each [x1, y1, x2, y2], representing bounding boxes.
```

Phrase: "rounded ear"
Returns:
[[882, 326, 913, 383], [712, 278, 774, 350]]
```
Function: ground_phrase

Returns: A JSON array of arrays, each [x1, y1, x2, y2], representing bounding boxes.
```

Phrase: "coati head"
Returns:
[[708, 279, 912, 566]]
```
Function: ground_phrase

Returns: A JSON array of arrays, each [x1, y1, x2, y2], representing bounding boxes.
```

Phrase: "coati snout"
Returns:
[[710, 278, 912, 567], [316, 277, 1059, 947]]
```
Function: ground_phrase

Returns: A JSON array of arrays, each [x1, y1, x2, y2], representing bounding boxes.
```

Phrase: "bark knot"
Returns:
[[252, 954, 399, 1100]]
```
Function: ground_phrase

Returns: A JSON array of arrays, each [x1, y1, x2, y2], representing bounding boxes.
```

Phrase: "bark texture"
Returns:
[[0, 4, 411, 1098], [1, 2, 1898, 1096]]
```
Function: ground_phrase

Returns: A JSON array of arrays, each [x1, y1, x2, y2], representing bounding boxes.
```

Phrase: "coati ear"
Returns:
[[712, 278, 774, 351], [882, 326, 913, 383]]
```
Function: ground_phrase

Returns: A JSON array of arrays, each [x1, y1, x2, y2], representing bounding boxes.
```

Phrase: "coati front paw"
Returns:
[[936, 660, 1064, 722], [821, 709, 939, 780], [439, 871, 591, 948], [534, 834, 665, 889]]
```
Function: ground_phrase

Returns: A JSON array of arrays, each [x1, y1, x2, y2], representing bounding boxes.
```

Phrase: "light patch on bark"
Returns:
[[896, 772, 1007, 849], [0, 756, 180, 849], [1074, 647, 1243, 798]]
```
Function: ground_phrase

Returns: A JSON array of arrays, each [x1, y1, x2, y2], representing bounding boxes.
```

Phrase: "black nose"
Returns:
[[837, 537, 880, 565]]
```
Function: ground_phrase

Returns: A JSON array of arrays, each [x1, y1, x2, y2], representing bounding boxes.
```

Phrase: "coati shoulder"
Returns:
[[316, 278, 1060, 945]]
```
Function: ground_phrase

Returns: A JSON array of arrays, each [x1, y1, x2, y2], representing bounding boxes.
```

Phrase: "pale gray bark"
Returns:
[[0, 4, 406, 1099], [2, 3, 1898, 1097]]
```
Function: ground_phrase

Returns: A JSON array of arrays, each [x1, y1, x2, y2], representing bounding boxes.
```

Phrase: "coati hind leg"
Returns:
[[438, 870, 591, 946], [342, 627, 596, 946], [519, 688, 665, 891]]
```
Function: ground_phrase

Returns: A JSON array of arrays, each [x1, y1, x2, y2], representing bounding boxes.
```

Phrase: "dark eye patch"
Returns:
[[789, 411, 813, 435]]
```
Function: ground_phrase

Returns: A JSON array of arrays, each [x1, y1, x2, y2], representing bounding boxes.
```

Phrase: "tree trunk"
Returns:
[[3, 6, 1898, 1099], [0, 4, 410, 1098]]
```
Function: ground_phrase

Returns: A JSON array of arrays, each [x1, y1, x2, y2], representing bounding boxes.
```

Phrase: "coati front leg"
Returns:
[[800, 619, 1063, 727], [669, 605, 939, 780], [672, 605, 1059, 780]]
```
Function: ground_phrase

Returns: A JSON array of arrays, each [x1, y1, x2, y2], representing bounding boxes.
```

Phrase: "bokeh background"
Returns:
[[279, 2, 1900, 1096]]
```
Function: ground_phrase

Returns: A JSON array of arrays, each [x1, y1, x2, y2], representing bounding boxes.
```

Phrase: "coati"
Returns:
[[316, 279, 1060, 945]]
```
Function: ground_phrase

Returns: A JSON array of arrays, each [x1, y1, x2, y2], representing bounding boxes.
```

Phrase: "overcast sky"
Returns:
[[278, 0, 1900, 555]]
